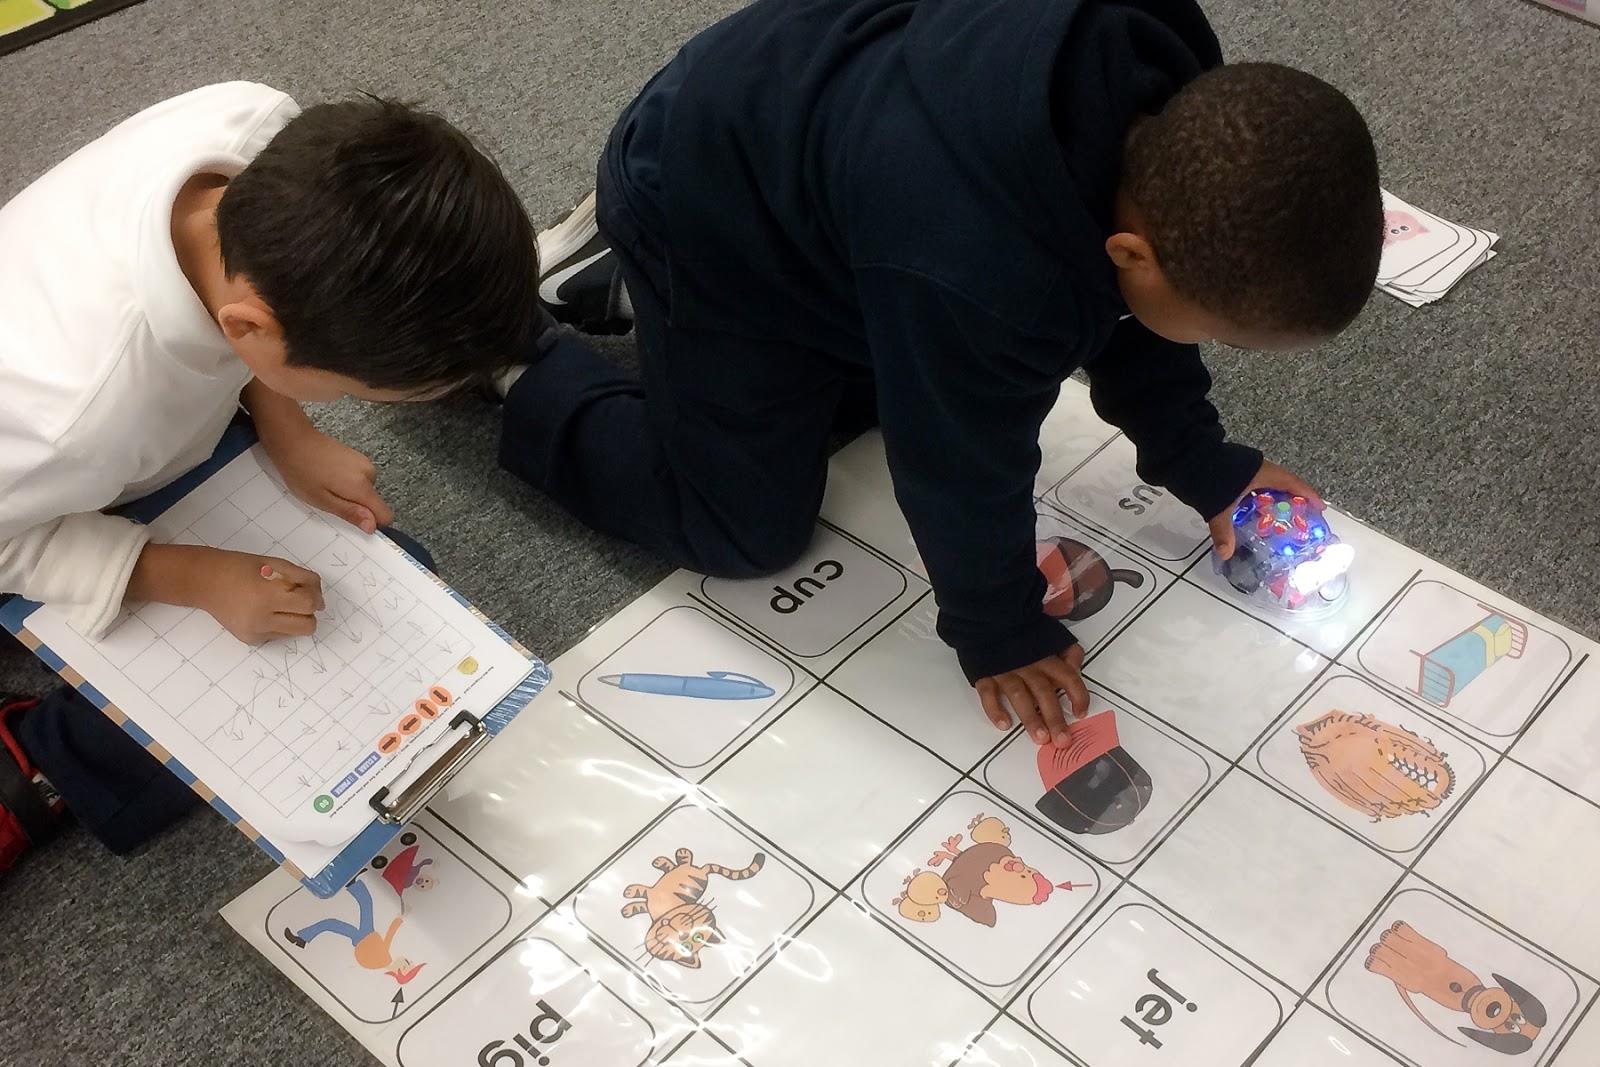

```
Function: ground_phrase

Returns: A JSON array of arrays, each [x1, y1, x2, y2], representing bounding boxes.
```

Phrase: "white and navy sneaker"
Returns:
[[537, 191, 634, 335]]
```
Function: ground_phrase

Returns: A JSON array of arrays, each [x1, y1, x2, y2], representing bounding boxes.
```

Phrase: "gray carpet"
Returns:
[[1, 1, 1596, 1064]]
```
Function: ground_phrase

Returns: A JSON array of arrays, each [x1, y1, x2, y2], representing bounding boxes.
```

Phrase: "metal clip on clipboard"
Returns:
[[368, 711, 489, 825]]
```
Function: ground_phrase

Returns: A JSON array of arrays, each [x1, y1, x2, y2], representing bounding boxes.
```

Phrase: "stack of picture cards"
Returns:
[[1377, 189, 1499, 306]]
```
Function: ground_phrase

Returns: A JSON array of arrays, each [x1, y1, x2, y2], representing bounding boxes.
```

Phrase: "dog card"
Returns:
[[1323, 886, 1583, 1067]]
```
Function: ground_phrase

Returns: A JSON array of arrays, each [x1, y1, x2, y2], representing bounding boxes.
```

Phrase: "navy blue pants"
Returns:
[[13, 529, 435, 855], [498, 129, 875, 579]]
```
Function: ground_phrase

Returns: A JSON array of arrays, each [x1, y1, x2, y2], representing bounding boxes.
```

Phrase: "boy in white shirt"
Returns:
[[0, 83, 542, 859]]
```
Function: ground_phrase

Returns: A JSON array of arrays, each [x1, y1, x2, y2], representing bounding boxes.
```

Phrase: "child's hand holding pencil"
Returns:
[[126, 544, 326, 645]]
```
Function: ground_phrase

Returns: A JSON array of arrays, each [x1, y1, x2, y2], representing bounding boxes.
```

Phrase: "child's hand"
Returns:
[[271, 429, 395, 535], [196, 551, 324, 644], [975, 645, 1090, 746], [129, 545, 325, 644], [1206, 460, 1324, 560]]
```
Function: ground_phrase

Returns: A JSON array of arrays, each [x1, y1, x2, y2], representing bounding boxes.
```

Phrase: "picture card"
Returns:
[[858, 788, 1105, 992], [1322, 885, 1584, 1067], [573, 604, 801, 773], [570, 802, 818, 1009], [1254, 671, 1489, 857], [1032, 510, 1165, 652], [1354, 579, 1573, 741], [979, 691, 1215, 868], [262, 823, 515, 1024]]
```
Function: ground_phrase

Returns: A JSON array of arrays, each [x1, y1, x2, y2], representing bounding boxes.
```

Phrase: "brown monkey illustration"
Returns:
[[894, 816, 1059, 929]]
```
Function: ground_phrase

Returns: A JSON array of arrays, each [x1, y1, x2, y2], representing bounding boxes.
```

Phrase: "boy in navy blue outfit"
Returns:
[[499, 0, 1383, 745]]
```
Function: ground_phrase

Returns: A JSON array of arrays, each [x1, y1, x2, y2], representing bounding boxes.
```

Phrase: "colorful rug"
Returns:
[[0, 0, 144, 57]]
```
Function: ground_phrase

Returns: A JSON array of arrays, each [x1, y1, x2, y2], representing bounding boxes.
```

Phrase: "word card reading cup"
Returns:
[[1026, 903, 1283, 1064], [701, 526, 909, 660], [396, 937, 657, 1067]]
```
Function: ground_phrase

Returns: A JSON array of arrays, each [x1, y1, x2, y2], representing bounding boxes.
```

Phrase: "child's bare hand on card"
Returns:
[[128, 544, 325, 644], [975, 644, 1090, 746]]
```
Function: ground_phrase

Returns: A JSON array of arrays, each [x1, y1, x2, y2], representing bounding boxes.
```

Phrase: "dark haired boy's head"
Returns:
[[1106, 63, 1382, 350], [213, 96, 540, 402]]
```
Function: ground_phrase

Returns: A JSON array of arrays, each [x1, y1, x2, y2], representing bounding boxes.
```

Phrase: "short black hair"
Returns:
[[1122, 63, 1383, 335], [217, 96, 540, 391]]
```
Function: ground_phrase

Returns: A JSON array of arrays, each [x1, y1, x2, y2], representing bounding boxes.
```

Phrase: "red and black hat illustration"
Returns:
[[1036, 537, 1145, 621], [1035, 712, 1153, 835]]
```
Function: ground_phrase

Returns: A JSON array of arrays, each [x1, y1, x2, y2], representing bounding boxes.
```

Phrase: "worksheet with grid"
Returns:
[[25, 445, 536, 874], [225, 379, 1600, 1067]]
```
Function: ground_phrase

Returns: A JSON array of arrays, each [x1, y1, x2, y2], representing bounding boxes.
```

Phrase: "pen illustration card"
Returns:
[[19, 445, 536, 875], [574, 605, 799, 773]]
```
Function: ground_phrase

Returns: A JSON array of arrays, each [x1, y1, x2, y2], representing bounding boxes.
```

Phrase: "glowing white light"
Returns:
[[1290, 543, 1355, 594]]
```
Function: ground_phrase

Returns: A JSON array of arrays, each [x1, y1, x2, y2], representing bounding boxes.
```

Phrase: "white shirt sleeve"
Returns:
[[0, 429, 154, 639], [0, 513, 150, 638]]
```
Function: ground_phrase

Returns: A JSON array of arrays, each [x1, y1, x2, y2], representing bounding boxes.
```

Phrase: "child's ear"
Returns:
[[1104, 232, 1158, 272], [216, 301, 279, 346]]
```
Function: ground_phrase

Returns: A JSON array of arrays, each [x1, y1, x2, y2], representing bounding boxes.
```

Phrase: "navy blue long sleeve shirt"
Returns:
[[619, 0, 1261, 681]]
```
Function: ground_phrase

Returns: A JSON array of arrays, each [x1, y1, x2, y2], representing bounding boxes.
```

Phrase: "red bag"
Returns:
[[0, 698, 61, 874]]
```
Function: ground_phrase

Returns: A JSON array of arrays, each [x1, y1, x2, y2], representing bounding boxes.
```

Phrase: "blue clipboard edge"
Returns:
[[0, 415, 550, 897]]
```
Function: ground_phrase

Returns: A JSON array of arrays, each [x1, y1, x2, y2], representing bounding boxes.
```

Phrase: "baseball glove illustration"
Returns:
[[1295, 710, 1455, 820]]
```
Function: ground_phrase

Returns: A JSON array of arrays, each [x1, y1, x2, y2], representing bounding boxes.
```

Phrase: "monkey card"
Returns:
[[859, 788, 1105, 992]]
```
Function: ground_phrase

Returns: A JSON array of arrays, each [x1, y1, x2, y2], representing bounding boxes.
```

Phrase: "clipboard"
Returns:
[[0, 417, 550, 897]]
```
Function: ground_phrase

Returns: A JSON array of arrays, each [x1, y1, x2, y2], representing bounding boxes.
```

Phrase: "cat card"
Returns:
[[569, 802, 819, 1009]]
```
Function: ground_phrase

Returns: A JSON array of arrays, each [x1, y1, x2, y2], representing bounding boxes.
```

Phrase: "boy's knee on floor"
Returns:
[[692, 519, 813, 580]]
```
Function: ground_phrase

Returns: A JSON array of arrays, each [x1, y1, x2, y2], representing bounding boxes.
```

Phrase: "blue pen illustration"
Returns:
[[597, 671, 775, 700]]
